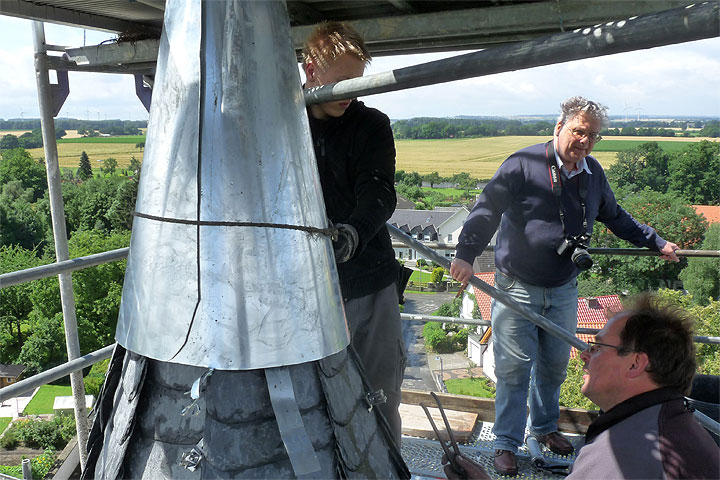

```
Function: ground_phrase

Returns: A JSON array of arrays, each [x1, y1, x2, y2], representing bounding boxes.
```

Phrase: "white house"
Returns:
[[388, 207, 469, 261]]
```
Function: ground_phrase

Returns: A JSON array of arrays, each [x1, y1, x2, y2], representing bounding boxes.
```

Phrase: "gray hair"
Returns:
[[557, 96, 609, 126]]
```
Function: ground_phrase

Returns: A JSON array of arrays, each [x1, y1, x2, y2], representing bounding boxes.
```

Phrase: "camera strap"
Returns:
[[545, 141, 588, 236]]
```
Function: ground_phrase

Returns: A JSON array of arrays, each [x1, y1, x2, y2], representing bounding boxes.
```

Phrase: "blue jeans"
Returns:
[[491, 270, 578, 452]]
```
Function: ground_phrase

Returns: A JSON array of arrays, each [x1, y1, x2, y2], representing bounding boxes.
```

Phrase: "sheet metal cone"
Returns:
[[116, 0, 349, 369]]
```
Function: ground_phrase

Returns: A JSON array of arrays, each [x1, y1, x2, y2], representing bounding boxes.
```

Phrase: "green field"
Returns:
[[57, 135, 145, 144], [22, 385, 73, 415]]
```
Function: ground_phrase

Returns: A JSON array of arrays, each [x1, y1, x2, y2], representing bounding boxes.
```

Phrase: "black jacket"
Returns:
[[308, 100, 399, 301]]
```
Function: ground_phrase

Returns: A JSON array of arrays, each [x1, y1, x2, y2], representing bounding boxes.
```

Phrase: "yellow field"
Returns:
[[1, 129, 85, 138], [28, 143, 144, 169], [22, 134, 715, 176], [396, 136, 614, 179], [396, 135, 716, 179]]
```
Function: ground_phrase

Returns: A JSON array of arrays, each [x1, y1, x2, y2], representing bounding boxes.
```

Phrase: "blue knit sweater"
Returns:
[[455, 141, 667, 287]]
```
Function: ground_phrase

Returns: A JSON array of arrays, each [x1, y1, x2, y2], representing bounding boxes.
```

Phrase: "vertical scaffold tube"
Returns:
[[31, 21, 89, 471]]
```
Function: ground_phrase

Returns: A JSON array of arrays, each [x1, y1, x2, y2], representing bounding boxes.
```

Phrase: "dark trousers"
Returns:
[[344, 283, 407, 447]]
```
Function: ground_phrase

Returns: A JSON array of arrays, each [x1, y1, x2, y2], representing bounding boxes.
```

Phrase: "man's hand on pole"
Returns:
[[450, 258, 474, 286], [660, 241, 680, 262]]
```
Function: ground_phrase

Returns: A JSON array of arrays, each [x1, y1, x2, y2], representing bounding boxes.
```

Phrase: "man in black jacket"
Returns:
[[302, 21, 405, 446]]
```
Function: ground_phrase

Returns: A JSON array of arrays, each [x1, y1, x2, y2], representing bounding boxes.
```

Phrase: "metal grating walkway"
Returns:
[[401, 420, 583, 479]]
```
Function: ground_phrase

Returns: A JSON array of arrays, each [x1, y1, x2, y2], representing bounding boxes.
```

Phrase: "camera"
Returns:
[[556, 234, 593, 271]]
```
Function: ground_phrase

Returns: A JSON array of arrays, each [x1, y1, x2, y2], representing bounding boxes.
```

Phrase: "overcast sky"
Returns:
[[0, 15, 718, 122]]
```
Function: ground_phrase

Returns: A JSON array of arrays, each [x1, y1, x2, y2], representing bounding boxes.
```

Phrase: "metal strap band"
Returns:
[[265, 367, 322, 476]]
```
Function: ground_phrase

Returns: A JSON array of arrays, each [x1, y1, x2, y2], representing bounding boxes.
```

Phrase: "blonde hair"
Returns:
[[302, 21, 371, 72]]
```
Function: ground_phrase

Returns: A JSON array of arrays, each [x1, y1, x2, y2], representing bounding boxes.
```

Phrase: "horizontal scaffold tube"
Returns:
[[304, 2, 719, 105], [388, 223, 589, 351], [0, 344, 114, 403], [400, 313, 720, 345], [0, 248, 129, 288], [392, 242, 720, 257]]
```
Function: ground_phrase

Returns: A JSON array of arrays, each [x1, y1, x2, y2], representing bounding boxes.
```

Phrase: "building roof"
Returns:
[[389, 208, 458, 232], [470, 272, 495, 321], [573, 295, 623, 357], [470, 280, 622, 359], [0, 364, 26, 378], [693, 205, 720, 224]]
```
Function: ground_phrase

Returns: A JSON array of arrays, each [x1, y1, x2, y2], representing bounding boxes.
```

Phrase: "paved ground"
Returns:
[[401, 291, 482, 392], [0, 388, 37, 418]]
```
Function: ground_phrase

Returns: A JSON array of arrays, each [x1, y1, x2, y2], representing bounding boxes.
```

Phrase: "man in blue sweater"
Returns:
[[450, 96, 679, 475]]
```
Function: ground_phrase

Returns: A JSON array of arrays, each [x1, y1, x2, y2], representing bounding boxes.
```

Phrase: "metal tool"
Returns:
[[526, 435, 573, 474], [420, 391, 467, 479]]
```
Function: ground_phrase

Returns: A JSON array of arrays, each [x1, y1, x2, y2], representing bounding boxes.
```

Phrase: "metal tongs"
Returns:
[[420, 391, 467, 479]]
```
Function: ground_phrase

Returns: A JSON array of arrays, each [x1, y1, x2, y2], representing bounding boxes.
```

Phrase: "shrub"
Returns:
[[559, 357, 598, 410], [416, 258, 428, 268], [84, 358, 110, 397], [31, 449, 57, 479], [0, 429, 19, 449], [430, 267, 446, 284], [423, 322, 454, 352], [8, 415, 75, 450]]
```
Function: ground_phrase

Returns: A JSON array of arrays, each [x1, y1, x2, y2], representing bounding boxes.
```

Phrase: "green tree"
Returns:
[[699, 120, 720, 138], [606, 142, 670, 193], [0, 147, 47, 201], [0, 134, 20, 150], [654, 289, 719, 375], [0, 181, 49, 250], [102, 157, 117, 176], [667, 141, 720, 205], [0, 245, 49, 348], [78, 151, 93, 181], [590, 189, 707, 294], [17, 312, 66, 375], [400, 171, 422, 187], [128, 156, 142, 176], [107, 178, 139, 230], [679, 223, 720, 305], [424, 171, 441, 188]]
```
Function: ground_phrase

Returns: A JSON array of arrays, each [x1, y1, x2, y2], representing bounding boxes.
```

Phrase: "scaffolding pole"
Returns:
[[304, 1, 720, 105], [31, 21, 88, 471]]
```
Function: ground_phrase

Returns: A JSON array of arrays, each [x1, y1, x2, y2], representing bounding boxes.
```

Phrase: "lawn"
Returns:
[[0, 417, 10, 434], [22, 385, 72, 415], [409, 270, 432, 282], [445, 377, 496, 398]]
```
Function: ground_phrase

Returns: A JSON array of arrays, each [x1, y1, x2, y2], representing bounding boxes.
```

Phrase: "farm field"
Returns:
[[395, 136, 716, 179], [29, 143, 144, 169], [22, 134, 716, 177]]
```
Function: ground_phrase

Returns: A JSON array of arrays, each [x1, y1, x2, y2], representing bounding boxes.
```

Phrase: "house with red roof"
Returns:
[[693, 205, 720, 225], [461, 272, 623, 381]]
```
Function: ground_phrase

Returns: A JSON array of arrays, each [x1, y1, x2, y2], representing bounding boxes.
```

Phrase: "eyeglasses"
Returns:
[[585, 341, 627, 354], [565, 125, 602, 142]]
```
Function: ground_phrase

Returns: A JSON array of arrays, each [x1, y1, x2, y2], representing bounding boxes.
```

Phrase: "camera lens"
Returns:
[[571, 248, 593, 271]]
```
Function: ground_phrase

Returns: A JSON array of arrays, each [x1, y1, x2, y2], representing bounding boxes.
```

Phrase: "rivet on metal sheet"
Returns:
[[180, 438, 205, 471], [366, 389, 387, 412], [181, 368, 214, 416]]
